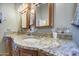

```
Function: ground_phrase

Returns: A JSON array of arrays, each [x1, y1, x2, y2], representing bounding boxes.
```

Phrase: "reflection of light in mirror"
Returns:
[[23, 4, 28, 10], [17, 3, 28, 13], [31, 9, 34, 14], [17, 5, 22, 12], [39, 20, 48, 26], [22, 13, 26, 28]]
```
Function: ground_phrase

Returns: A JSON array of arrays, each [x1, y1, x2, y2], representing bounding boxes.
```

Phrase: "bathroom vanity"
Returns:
[[4, 32, 53, 56], [18, 47, 38, 56], [3, 32, 78, 56]]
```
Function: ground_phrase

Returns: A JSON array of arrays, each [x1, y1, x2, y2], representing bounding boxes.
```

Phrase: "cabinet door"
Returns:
[[4, 37, 13, 56], [38, 50, 48, 56], [19, 48, 38, 56], [12, 42, 19, 56]]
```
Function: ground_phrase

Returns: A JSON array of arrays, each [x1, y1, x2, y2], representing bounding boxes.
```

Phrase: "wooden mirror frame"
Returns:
[[33, 3, 54, 28]]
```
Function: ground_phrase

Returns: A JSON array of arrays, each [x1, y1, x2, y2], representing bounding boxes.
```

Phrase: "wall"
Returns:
[[0, 3, 19, 37], [54, 3, 76, 28]]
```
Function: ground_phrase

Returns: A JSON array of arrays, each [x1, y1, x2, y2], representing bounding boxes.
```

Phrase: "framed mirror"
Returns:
[[34, 3, 54, 28]]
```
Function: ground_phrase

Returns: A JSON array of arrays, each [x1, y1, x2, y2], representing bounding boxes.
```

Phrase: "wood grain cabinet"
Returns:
[[38, 50, 49, 56], [4, 37, 19, 56], [4, 37, 13, 56], [18, 48, 38, 56], [18, 48, 49, 56]]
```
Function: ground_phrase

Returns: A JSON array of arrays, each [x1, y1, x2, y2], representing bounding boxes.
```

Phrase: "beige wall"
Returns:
[[54, 3, 76, 28], [0, 3, 19, 37]]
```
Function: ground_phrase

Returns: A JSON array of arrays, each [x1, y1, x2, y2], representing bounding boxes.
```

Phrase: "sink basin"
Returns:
[[23, 37, 52, 48], [23, 38, 40, 43]]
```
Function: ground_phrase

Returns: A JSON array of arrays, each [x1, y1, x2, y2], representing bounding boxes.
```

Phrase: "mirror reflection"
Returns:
[[36, 3, 49, 27]]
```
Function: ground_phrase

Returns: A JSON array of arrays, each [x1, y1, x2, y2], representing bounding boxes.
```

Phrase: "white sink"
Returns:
[[23, 38, 40, 43], [23, 37, 52, 48]]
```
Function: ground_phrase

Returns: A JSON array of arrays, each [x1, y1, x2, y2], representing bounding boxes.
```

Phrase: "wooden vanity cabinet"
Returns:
[[4, 37, 50, 56], [18, 47, 38, 56], [4, 37, 19, 56], [38, 50, 49, 56], [18, 47, 50, 56], [4, 37, 13, 56]]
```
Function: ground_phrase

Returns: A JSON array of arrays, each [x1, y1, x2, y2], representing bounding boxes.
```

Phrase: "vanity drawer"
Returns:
[[19, 48, 38, 56], [38, 52, 48, 56], [38, 50, 49, 56], [20, 52, 33, 56]]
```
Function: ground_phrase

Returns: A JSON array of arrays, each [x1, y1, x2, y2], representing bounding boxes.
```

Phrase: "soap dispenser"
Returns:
[[53, 28, 57, 39]]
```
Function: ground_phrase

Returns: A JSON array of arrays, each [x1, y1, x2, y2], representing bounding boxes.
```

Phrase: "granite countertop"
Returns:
[[4, 32, 79, 56]]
